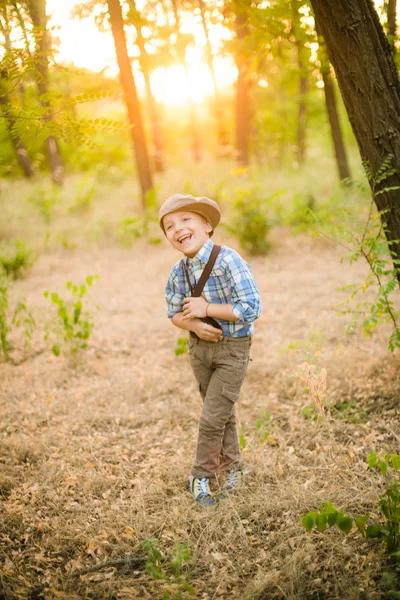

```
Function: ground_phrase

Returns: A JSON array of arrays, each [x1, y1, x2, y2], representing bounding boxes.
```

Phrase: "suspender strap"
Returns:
[[183, 244, 221, 297]]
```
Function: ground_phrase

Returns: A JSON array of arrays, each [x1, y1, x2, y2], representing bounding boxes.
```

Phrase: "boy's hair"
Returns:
[[159, 194, 220, 237]]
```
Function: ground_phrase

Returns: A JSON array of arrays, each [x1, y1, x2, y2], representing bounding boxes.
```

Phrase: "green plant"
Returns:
[[0, 277, 35, 361], [29, 184, 61, 223], [225, 188, 270, 255], [0, 277, 9, 360], [0, 241, 35, 280], [255, 407, 271, 443], [118, 188, 161, 247], [314, 156, 400, 352], [174, 336, 188, 356], [44, 275, 98, 356], [302, 452, 400, 555], [143, 538, 195, 600], [69, 178, 97, 213]]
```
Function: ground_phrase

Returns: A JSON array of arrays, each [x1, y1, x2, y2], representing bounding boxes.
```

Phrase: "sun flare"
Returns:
[[47, 0, 236, 106]]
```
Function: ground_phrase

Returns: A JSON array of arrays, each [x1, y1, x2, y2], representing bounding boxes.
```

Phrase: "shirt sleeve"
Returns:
[[165, 264, 185, 319], [221, 251, 262, 324]]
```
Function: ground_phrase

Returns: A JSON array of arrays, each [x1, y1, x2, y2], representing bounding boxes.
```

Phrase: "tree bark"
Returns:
[[27, 0, 64, 186], [310, 0, 400, 271], [315, 20, 351, 182], [387, 0, 397, 55], [107, 0, 153, 206]]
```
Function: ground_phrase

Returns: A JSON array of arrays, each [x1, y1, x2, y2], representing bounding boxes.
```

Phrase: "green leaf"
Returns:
[[355, 515, 369, 536], [337, 516, 353, 534], [302, 513, 316, 532], [391, 455, 400, 471], [367, 452, 377, 468], [315, 513, 327, 532], [366, 524, 383, 538], [52, 344, 60, 356]]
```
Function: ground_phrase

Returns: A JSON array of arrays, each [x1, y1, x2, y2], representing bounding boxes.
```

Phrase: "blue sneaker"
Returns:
[[189, 476, 216, 507], [223, 469, 249, 494]]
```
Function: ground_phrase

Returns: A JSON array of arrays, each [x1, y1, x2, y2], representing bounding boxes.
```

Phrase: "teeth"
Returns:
[[179, 234, 191, 243]]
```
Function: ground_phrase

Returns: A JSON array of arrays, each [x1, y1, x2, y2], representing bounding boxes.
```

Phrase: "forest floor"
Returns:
[[1, 225, 400, 600]]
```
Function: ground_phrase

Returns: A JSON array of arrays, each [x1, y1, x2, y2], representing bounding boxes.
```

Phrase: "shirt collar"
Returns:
[[186, 238, 214, 267]]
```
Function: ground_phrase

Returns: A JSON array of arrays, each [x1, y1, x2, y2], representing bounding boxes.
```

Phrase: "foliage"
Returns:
[[29, 183, 61, 223], [143, 538, 195, 599], [313, 156, 400, 352], [0, 240, 35, 280], [44, 275, 99, 356], [118, 188, 161, 247], [174, 336, 188, 356], [0, 276, 35, 361], [302, 452, 400, 555], [225, 187, 270, 255]]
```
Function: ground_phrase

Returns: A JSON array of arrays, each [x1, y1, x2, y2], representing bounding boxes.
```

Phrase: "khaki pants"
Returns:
[[188, 335, 252, 479]]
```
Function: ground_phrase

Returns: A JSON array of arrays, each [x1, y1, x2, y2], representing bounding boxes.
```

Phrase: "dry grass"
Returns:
[[1, 171, 400, 600]]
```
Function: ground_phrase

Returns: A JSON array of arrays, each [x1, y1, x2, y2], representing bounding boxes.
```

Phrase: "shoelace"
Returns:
[[226, 471, 241, 487], [195, 478, 212, 497]]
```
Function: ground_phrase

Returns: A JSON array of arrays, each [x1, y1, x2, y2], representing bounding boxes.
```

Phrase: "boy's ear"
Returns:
[[205, 221, 212, 233]]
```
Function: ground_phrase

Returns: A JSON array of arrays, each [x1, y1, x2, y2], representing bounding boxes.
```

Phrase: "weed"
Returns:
[[44, 275, 98, 356], [118, 188, 161, 247], [239, 426, 247, 450], [225, 187, 270, 255], [255, 407, 271, 443], [0, 277, 9, 360], [29, 183, 60, 223], [69, 178, 96, 213], [313, 155, 400, 352], [0, 277, 35, 361], [174, 336, 188, 356], [144, 538, 195, 599], [302, 452, 400, 554], [0, 240, 35, 280]]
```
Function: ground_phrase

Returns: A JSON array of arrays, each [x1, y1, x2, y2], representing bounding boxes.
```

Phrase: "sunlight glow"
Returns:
[[46, 0, 236, 105]]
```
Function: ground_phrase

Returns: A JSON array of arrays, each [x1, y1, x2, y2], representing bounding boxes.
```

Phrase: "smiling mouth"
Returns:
[[178, 234, 192, 244]]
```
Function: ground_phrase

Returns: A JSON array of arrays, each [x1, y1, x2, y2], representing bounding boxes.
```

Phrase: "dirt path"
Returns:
[[1, 230, 399, 599]]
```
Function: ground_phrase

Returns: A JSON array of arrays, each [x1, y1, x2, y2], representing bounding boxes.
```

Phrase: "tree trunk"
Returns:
[[171, 0, 201, 162], [387, 0, 397, 55], [27, 0, 64, 186], [126, 0, 164, 173], [291, 0, 308, 165], [198, 0, 227, 153], [310, 0, 400, 271], [315, 20, 351, 182], [0, 91, 34, 178], [235, 8, 250, 166], [107, 0, 153, 206]]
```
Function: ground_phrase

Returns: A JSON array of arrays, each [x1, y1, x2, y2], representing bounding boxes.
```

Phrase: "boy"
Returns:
[[160, 194, 261, 507]]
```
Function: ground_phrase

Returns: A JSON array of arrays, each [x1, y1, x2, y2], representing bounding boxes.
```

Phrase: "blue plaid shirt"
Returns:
[[165, 239, 261, 337]]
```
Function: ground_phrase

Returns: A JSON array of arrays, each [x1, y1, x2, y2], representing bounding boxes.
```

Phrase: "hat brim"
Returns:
[[161, 202, 220, 233]]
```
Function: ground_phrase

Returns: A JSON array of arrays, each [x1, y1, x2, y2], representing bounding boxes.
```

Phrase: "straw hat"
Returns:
[[159, 194, 220, 236]]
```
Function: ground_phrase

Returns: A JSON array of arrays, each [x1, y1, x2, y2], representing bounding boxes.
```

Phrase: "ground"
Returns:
[[1, 226, 400, 600]]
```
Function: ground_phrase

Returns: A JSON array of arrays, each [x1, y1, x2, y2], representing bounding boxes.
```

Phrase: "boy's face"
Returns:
[[163, 211, 212, 257]]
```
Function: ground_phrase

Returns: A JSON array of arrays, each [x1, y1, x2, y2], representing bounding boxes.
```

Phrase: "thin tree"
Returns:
[[107, 0, 153, 206], [387, 0, 397, 55], [126, 0, 165, 173], [26, 0, 64, 185], [170, 0, 201, 162], [234, 0, 251, 166], [291, 0, 308, 165], [315, 20, 351, 182], [309, 0, 400, 273], [0, 12, 34, 178]]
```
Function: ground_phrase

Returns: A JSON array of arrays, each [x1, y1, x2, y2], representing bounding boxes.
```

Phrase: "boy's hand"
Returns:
[[192, 320, 223, 343], [182, 296, 208, 320]]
